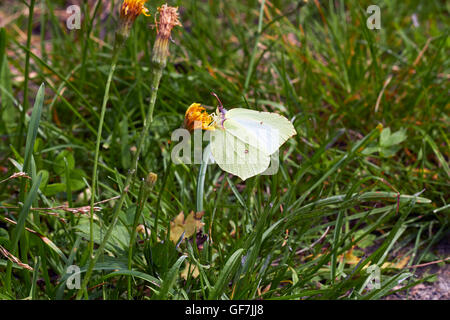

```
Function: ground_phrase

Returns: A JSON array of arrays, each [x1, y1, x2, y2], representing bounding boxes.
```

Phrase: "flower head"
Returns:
[[116, 0, 150, 47], [156, 4, 182, 40], [184, 103, 214, 131], [120, 0, 150, 21], [152, 4, 182, 68]]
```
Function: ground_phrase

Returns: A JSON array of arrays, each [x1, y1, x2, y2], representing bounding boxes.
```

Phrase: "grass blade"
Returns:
[[154, 255, 187, 300], [209, 248, 244, 300], [5, 173, 43, 292], [0, 28, 5, 73], [22, 83, 45, 175]]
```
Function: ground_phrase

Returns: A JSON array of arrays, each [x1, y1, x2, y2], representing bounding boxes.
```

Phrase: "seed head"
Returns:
[[152, 4, 182, 68], [156, 4, 182, 40]]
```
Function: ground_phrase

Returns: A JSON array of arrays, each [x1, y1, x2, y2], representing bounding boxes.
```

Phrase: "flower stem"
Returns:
[[17, 0, 35, 151], [127, 179, 145, 300], [196, 147, 211, 213], [127, 173, 155, 299], [76, 61, 164, 300], [88, 52, 119, 259]]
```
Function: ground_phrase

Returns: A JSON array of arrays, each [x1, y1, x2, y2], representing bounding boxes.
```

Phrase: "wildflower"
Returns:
[[152, 4, 182, 68], [120, 0, 150, 20], [116, 0, 150, 48], [184, 103, 214, 131], [145, 4, 181, 124]]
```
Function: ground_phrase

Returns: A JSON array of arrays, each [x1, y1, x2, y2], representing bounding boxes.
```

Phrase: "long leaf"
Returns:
[[23, 83, 45, 175], [9, 173, 42, 254], [0, 28, 5, 75], [155, 255, 187, 299], [209, 248, 244, 300], [104, 270, 161, 289]]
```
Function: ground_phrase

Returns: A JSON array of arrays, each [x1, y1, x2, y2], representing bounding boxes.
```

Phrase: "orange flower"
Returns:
[[120, 0, 150, 21], [184, 103, 213, 131], [116, 0, 150, 45]]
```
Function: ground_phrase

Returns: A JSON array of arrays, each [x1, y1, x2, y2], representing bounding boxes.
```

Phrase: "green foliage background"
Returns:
[[0, 0, 448, 299]]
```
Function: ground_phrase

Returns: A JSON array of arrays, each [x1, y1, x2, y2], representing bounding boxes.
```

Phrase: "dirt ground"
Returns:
[[384, 234, 449, 300]]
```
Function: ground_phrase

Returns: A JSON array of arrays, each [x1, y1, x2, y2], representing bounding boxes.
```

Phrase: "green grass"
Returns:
[[0, 0, 448, 300]]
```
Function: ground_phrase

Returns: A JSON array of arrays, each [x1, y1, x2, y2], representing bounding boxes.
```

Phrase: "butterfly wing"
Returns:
[[224, 108, 296, 155], [210, 127, 270, 181]]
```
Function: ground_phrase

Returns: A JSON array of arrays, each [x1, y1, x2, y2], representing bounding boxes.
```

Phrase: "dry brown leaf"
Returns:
[[343, 247, 361, 265], [180, 262, 200, 280], [169, 211, 205, 244], [382, 255, 410, 269], [0, 245, 33, 271]]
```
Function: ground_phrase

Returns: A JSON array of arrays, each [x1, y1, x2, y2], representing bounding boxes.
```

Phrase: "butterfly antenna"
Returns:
[[211, 92, 224, 112]]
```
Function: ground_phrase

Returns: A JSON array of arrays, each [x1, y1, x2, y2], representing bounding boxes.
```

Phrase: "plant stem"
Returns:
[[17, 0, 35, 151], [127, 176, 154, 299], [88, 52, 119, 259], [133, 31, 146, 120], [76, 60, 164, 300], [127, 180, 145, 299], [80, 0, 102, 85], [243, 0, 265, 94], [196, 147, 211, 213]]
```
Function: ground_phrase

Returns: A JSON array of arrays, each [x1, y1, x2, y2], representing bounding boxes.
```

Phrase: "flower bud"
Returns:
[[145, 172, 158, 188]]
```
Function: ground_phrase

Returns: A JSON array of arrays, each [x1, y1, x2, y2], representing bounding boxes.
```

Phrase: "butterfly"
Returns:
[[185, 94, 297, 180]]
